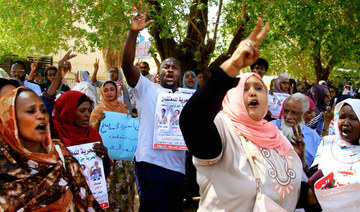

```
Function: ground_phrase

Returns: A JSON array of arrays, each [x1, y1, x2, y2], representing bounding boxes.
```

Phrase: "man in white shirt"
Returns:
[[10, 61, 42, 95], [121, 4, 187, 211]]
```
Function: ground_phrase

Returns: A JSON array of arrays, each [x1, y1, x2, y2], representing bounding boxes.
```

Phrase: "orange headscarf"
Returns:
[[0, 87, 58, 164], [222, 73, 292, 156], [90, 81, 128, 123], [0, 87, 102, 211]]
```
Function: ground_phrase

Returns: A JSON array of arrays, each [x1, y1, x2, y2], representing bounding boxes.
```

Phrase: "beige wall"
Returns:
[[52, 49, 159, 89]]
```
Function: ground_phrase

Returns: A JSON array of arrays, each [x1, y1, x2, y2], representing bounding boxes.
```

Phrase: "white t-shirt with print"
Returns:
[[131, 74, 194, 174]]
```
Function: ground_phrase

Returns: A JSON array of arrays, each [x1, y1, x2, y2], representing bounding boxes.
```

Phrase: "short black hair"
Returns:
[[45, 65, 57, 77], [0, 78, 19, 90], [141, 61, 149, 67], [10, 61, 27, 72], [250, 58, 269, 71]]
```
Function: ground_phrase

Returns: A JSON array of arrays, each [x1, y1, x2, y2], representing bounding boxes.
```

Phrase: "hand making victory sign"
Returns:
[[221, 18, 270, 77], [131, 0, 154, 32], [58, 50, 77, 75]]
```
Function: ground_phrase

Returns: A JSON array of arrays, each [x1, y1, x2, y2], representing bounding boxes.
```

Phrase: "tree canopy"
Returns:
[[241, 0, 360, 82], [1, 0, 359, 82]]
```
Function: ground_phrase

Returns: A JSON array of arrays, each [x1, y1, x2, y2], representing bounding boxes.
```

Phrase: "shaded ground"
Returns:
[[134, 188, 199, 211]]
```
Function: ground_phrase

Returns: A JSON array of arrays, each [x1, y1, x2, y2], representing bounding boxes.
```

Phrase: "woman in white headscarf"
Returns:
[[72, 70, 98, 107], [309, 98, 360, 211]]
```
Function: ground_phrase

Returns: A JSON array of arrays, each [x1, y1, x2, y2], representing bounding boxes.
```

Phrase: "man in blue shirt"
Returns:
[[10, 61, 42, 96], [271, 93, 321, 167]]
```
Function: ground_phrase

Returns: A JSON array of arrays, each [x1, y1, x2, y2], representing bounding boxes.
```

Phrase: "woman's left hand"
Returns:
[[220, 18, 270, 77], [93, 143, 108, 160], [98, 112, 105, 122], [323, 102, 335, 123]]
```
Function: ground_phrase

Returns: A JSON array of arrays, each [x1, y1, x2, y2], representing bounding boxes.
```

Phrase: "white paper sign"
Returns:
[[315, 182, 360, 212], [66, 142, 109, 209], [135, 41, 151, 60], [268, 92, 290, 119], [153, 93, 191, 150]]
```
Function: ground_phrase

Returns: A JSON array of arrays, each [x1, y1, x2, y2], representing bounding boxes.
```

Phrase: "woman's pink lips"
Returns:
[[247, 104, 259, 109]]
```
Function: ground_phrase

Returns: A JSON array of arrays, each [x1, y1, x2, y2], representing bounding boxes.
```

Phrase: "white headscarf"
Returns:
[[334, 98, 360, 145], [72, 70, 98, 107], [318, 80, 327, 85]]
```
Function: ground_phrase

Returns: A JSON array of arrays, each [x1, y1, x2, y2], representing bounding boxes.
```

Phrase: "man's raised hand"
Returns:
[[131, 0, 154, 32]]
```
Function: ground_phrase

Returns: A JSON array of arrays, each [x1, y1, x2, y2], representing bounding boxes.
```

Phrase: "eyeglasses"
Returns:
[[47, 73, 56, 77], [281, 81, 290, 85], [12, 70, 25, 73], [109, 70, 118, 74]]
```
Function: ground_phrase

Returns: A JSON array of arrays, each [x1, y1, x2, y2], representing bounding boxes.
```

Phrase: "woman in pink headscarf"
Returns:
[[180, 19, 303, 211]]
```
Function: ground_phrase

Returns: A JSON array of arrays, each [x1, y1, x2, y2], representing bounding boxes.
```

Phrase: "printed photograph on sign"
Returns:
[[66, 142, 109, 209], [268, 92, 290, 119], [153, 93, 191, 150]]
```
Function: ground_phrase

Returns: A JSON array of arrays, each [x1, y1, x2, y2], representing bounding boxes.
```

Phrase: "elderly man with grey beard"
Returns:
[[271, 93, 321, 168]]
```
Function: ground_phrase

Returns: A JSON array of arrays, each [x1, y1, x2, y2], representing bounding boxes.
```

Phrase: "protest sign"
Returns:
[[66, 142, 109, 209], [135, 41, 151, 60], [153, 93, 191, 150], [99, 111, 139, 161], [268, 92, 290, 119], [315, 182, 360, 212]]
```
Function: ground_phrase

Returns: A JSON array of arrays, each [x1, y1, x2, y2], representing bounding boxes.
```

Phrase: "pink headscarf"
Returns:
[[222, 72, 292, 156], [306, 96, 316, 112]]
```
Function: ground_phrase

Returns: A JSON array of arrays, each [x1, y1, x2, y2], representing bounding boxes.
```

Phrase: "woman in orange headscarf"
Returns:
[[0, 87, 103, 211], [90, 80, 136, 212], [90, 80, 127, 129]]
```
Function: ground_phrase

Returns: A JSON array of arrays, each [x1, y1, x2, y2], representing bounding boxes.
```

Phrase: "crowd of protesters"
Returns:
[[1, 1, 360, 212]]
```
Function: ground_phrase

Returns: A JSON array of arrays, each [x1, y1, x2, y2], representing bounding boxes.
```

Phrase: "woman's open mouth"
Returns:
[[341, 127, 352, 137], [35, 123, 46, 133], [248, 100, 259, 108]]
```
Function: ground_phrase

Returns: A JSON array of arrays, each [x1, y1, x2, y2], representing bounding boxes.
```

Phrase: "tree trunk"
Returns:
[[313, 42, 334, 82], [147, 0, 249, 78], [102, 46, 124, 72]]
